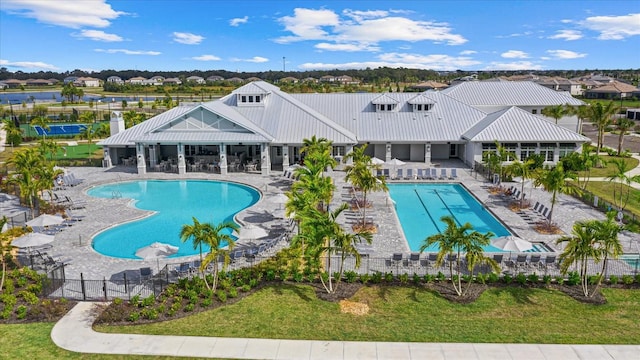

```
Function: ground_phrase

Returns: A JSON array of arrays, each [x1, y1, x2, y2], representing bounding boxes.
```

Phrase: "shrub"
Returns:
[[292, 272, 304, 283], [588, 275, 601, 285], [3, 279, 14, 293], [542, 275, 552, 285], [475, 273, 487, 284], [344, 271, 358, 283], [622, 275, 634, 285], [184, 304, 195, 312], [18, 290, 39, 305], [371, 272, 383, 284], [503, 274, 513, 284], [128, 312, 140, 322], [16, 305, 27, 319], [567, 272, 580, 286], [265, 269, 276, 281], [112, 298, 124, 306], [487, 272, 499, 284], [609, 275, 619, 285], [384, 272, 394, 283], [423, 274, 435, 283], [241, 284, 251, 292], [635, 275, 640, 284], [216, 290, 227, 302], [141, 295, 155, 307], [436, 272, 446, 282], [527, 273, 539, 284], [398, 273, 409, 284], [359, 273, 370, 284], [412, 273, 421, 285], [228, 287, 238, 298], [201, 298, 212, 307], [515, 273, 527, 285], [141, 308, 158, 320], [129, 295, 141, 306]]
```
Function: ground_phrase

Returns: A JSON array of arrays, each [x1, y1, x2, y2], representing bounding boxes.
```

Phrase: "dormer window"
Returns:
[[412, 103, 434, 112], [408, 94, 436, 112], [378, 104, 396, 112], [237, 94, 264, 106]]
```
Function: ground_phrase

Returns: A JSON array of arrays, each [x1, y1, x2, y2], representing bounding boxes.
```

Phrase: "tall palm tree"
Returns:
[[590, 212, 625, 294], [613, 117, 635, 155], [556, 221, 601, 297], [588, 102, 618, 154], [606, 158, 633, 211], [180, 217, 208, 271], [2, 119, 23, 147], [38, 138, 61, 163], [29, 116, 49, 139], [533, 163, 580, 226], [566, 104, 590, 134], [541, 104, 567, 124], [79, 126, 95, 161], [199, 221, 238, 291], [419, 216, 497, 296], [505, 159, 535, 207], [7, 148, 45, 216], [344, 144, 387, 229]]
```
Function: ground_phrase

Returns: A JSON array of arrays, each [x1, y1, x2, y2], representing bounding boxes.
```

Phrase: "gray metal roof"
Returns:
[[462, 106, 590, 142], [441, 81, 584, 106]]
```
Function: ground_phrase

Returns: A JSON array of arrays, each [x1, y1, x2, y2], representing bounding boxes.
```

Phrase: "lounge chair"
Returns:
[[383, 168, 390, 179], [492, 254, 504, 266], [543, 255, 557, 271], [176, 263, 191, 278], [376, 169, 383, 177], [409, 252, 421, 268], [440, 168, 447, 180], [514, 254, 528, 269], [430, 168, 438, 179], [528, 254, 541, 269], [405, 169, 414, 180], [416, 168, 424, 179], [395, 169, 403, 180], [391, 253, 403, 266], [450, 168, 458, 179], [532, 202, 541, 212], [427, 253, 438, 267]]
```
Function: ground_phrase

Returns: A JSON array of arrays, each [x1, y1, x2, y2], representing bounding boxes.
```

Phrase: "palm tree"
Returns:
[[199, 222, 238, 291], [344, 144, 387, 230], [38, 138, 61, 163], [590, 212, 624, 294], [179, 217, 208, 272], [613, 117, 635, 155], [606, 158, 633, 211], [1, 119, 23, 147], [7, 148, 45, 216], [541, 104, 567, 124], [566, 104, 591, 134], [78, 126, 95, 161], [419, 216, 497, 296], [482, 141, 515, 184], [588, 102, 618, 154], [533, 163, 580, 226], [30, 116, 49, 139], [300, 135, 336, 175], [556, 221, 601, 297], [0, 216, 10, 293], [505, 159, 535, 207]]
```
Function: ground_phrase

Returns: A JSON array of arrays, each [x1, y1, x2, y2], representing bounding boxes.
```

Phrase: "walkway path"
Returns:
[[52, 302, 640, 360]]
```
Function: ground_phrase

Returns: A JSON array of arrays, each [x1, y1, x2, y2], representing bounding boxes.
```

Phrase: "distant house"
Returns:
[[206, 75, 224, 82], [534, 77, 582, 96], [74, 77, 101, 87], [3, 79, 25, 88], [141, 76, 164, 86], [320, 75, 336, 82], [336, 75, 359, 84], [584, 81, 639, 99], [127, 76, 146, 85], [408, 81, 449, 91], [25, 78, 54, 86], [0, 82, 7, 89], [186, 76, 205, 84], [279, 76, 299, 83], [450, 74, 478, 85], [245, 77, 262, 82], [226, 77, 244, 83], [63, 76, 78, 84], [302, 77, 317, 83], [106, 76, 124, 84], [163, 78, 182, 85]]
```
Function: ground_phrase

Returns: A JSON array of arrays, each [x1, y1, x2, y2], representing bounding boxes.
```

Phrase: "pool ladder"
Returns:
[[111, 190, 122, 199]]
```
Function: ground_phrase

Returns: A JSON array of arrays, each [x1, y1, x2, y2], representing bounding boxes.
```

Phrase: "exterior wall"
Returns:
[[431, 144, 449, 160], [390, 144, 410, 160], [409, 144, 425, 161]]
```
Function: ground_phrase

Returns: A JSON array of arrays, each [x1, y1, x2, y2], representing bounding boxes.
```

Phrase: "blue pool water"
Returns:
[[388, 183, 512, 252], [88, 180, 260, 259]]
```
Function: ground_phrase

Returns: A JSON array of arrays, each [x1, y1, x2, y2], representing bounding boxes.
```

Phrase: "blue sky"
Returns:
[[1, 0, 638, 73]]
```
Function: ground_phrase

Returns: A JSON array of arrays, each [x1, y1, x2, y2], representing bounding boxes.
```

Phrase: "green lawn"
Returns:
[[585, 181, 640, 217], [576, 156, 639, 178], [97, 284, 640, 344]]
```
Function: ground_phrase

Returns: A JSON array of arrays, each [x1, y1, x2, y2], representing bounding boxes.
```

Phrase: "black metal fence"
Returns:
[[39, 252, 640, 301]]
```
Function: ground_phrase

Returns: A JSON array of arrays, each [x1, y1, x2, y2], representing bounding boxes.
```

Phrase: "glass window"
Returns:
[[241, 95, 246, 103], [558, 143, 575, 159], [532, 109, 537, 114], [333, 146, 345, 156], [255, 96, 261, 103], [276, 147, 282, 157], [503, 143, 517, 161], [520, 143, 537, 161], [540, 143, 555, 162]]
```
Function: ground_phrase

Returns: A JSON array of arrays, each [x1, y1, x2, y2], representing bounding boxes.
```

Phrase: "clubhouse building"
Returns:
[[99, 81, 589, 176]]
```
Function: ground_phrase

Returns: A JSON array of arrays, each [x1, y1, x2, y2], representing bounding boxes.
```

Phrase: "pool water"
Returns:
[[88, 180, 260, 259], [388, 183, 512, 252]]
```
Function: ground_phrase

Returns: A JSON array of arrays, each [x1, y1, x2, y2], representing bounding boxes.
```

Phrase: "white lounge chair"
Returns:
[[440, 168, 447, 180], [450, 168, 458, 179]]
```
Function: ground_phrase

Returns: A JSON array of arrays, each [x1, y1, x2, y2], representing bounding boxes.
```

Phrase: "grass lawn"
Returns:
[[51, 143, 102, 160], [585, 181, 640, 217], [577, 155, 639, 178], [97, 284, 640, 344]]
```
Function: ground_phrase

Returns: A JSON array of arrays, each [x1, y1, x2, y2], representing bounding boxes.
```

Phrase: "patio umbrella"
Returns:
[[135, 242, 179, 260], [271, 193, 288, 209], [11, 232, 55, 249], [233, 225, 269, 243], [385, 158, 406, 167], [26, 214, 65, 228], [370, 157, 385, 165], [491, 235, 533, 252]]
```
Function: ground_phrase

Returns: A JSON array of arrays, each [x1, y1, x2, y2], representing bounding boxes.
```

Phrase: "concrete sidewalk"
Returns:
[[51, 302, 640, 359]]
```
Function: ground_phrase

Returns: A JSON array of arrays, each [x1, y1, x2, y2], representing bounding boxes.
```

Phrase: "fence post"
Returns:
[[124, 273, 129, 301], [103, 277, 108, 301], [80, 273, 86, 301]]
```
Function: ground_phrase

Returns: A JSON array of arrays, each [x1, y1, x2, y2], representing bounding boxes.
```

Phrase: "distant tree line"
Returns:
[[1, 66, 638, 85]]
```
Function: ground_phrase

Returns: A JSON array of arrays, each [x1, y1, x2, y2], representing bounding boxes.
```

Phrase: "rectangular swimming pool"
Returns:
[[388, 183, 512, 252]]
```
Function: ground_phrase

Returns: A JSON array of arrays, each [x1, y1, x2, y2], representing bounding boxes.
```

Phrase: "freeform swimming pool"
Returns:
[[388, 183, 512, 252], [88, 180, 260, 259]]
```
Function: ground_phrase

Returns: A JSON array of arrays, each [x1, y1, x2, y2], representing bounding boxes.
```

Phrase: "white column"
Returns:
[[385, 142, 392, 162], [345, 145, 354, 165], [177, 143, 186, 174], [424, 143, 431, 165], [136, 143, 147, 174], [260, 143, 270, 176], [516, 143, 522, 161], [102, 148, 112, 168], [282, 145, 290, 168], [219, 143, 228, 175], [148, 145, 157, 168]]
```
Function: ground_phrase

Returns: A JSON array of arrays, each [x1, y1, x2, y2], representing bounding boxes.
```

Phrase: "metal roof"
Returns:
[[462, 106, 590, 142], [441, 81, 584, 106]]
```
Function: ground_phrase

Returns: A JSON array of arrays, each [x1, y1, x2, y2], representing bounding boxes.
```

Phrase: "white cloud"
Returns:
[[299, 52, 480, 71], [94, 49, 161, 55], [0, 0, 125, 28], [192, 54, 221, 61], [315, 42, 380, 52], [73, 29, 122, 42], [172, 32, 204, 45], [483, 61, 543, 71], [459, 50, 477, 55], [231, 56, 269, 63], [496, 31, 533, 39], [501, 50, 529, 59], [581, 13, 640, 40], [0, 59, 59, 70], [549, 30, 583, 41], [546, 49, 587, 59], [274, 7, 466, 47], [229, 16, 248, 26]]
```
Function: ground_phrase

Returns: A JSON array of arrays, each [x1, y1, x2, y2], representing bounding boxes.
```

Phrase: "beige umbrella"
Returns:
[[26, 214, 65, 228], [12, 232, 55, 248], [491, 235, 533, 252]]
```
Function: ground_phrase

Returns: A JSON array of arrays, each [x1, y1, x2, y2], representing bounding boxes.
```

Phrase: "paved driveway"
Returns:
[[582, 122, 640, 154]]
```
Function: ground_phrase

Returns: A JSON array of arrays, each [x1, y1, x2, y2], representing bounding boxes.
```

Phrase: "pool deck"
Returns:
[[41, 162, 637, 280]]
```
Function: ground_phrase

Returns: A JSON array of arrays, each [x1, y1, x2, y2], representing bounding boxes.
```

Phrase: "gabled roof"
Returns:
[[442, 81, 584, 106], [587, 81, 638, 93], [408, 94, 437, 105], [371, 94, 399, 105], [462, 106, 590, 142]]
